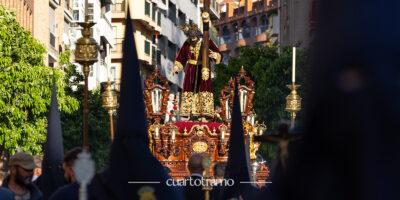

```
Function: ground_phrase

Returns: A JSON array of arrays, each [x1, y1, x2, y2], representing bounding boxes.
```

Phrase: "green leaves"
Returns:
[[0, 6, 79, 156], [212, 46, 307, 161]]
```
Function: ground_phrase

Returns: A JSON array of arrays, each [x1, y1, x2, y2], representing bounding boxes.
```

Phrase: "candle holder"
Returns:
[[102, 80, 118, 141], [285, 83, 302, 126], [75, 21, 98, 148]]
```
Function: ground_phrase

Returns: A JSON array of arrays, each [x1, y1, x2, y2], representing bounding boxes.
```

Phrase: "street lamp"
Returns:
[[102, 81, 118, 141], [75, 20, 98, 148]]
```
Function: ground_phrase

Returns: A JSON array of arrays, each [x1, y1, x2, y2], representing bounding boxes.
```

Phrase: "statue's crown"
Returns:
[[179, 23, 202, 37]]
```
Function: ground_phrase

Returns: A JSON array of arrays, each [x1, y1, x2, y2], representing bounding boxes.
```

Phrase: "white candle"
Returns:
[[171, 130, 176, 141], [155, 126, 160, 138], [225, 101, 229, 119], [155, 90, 160, 112], [292, 47, 296, 83], [240, 90, 244, 112], [152, 91, 156, 113], [221, 130, 225, 141]]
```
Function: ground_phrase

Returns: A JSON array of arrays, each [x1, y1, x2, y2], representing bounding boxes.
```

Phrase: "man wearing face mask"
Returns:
[[2, 152, 43, 200]]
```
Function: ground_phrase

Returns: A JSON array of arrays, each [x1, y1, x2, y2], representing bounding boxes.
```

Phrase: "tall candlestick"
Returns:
[[292, 47, 296, 83]]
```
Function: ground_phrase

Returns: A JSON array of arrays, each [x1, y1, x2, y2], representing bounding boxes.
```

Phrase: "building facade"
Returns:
[[213, 0, 278, 63], [278, 0, 313, 48], [0, 0, 34, 32], [111, 0, 162, 90], [0, 0, 75, 67]]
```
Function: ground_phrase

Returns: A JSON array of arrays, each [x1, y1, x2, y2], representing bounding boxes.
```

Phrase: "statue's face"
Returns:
[[188, 28, 201, 44], [190, 36, 199, 43]]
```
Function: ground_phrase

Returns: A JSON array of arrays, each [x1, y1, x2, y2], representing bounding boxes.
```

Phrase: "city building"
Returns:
[[111, 0, 162, 90], [0, 0, 34, 32], [0, 0, 74, 67], [111, 0, 221, 91], [213, 0, 278, 63], [278, 0, 314, 48], [70, 0, 114, 90]]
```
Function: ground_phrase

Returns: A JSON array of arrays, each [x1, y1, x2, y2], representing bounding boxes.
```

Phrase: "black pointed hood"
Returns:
[[115, 7, 148, 145], [38, 81, 66, 199], [89, 8, 183, 200], [221, 81, 253, 199]]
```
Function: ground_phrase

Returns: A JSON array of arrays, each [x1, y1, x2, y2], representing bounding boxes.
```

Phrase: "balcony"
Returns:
[[112, 0, 126, 19], [214, 2, 278, 26], [111, 38, 124, 60], [131, 0, 161, 33], [99, 12, 114, 47], [218, 26, 269, 50], [161, 16, 186, 46]]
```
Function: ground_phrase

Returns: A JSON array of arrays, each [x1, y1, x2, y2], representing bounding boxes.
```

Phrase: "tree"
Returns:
[[212, 46, 307, 161], [0, 6, 79, 157]]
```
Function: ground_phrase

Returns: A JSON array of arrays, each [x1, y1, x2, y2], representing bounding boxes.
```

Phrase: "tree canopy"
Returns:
[[213, 46, 307, 161], [0, 6, 79, 156]]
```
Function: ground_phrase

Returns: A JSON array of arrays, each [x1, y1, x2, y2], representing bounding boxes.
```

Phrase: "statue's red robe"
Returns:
[[174, 39, 221, 117]]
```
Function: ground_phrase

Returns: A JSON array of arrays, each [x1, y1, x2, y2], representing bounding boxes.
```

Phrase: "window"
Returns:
[[157, 11, 161, 26], [110, 66, 116, 82], [112, 26, 117, 47], [65, 0, 70, 9], [113, 0, 125, 12], [167, 40, 176, 61], [89, 66, 94, 77], [152, 4, 156, 21], [145, 1, 151, 16], [49, 7, 56, 47], [157, 50, 161, 65], [87, 3, 94, 21], [50, 33, 56, 47], [145, 40, 151, 55], [105, 4, 111, 12], [178, 10, 186, 25], [152, 45, 157, 62], [73, 10, 79, 21], [168, 2, 176, 24]]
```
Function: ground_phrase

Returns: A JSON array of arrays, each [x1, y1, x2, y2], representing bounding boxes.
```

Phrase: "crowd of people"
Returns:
[[0, 148, 85, 200], [0, 150, 229, 200]]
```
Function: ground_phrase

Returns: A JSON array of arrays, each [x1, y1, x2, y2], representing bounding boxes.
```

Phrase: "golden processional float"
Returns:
[[143, 66, 269, 185]]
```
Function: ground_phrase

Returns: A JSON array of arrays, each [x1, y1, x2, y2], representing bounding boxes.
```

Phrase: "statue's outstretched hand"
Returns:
[[172, 61, 183, 75], [209, 51, 221, 64]]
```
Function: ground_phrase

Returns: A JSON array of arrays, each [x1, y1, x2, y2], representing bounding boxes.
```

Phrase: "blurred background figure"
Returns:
[[211, 162, 226, 200], [32, 156, 42, 182], [259, 1, 400, 200], [0, 187, 14, 200], [2, 152, 42, 200], [184, 153, 205, 200], [49, 147, 83, 200]]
